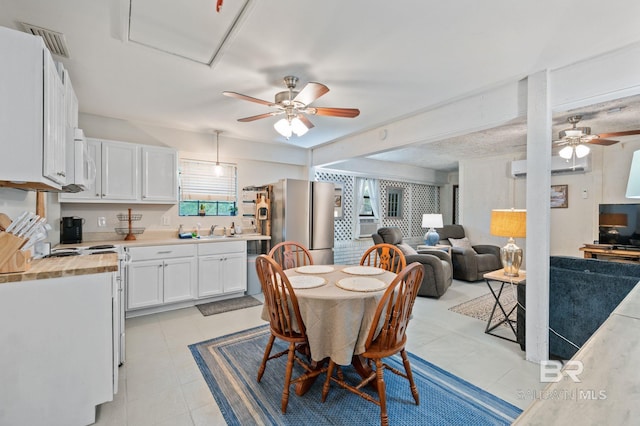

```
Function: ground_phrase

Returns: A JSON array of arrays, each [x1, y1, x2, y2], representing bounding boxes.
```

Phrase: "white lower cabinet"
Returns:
[[125, 241, 248, 315], [198, 240, 247, 298], [126, 244, 196, 311]]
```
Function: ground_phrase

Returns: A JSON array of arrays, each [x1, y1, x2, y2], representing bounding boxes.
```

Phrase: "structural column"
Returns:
[[525, 71, 551, 363]]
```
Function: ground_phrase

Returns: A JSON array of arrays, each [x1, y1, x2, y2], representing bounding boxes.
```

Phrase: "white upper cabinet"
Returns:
[[102, 141, 140, 200], [141, 146, 178, 203], [60, 138, 178, 204], [0, 27, 67, 190]]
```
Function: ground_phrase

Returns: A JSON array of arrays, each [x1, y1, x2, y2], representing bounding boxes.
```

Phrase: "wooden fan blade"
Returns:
[[293, 82, 329, 106], [308, 107, 360, 118], [588, 138, 619, 146], [223, 91, 274, 107], [596, 130, 640, 138], [237, 112, 280, 122], [297, 114, 315, 130]]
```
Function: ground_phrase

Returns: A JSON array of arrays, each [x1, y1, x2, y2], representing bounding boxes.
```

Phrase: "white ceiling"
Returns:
[[2, 0, 640, 171]]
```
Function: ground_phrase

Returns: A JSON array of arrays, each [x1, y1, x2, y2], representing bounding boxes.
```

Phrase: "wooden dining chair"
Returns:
[[360, 243, 406, 274], [255, 254, 325, 413], [268, 241, 314, 270], [321, 262, 424, 426]]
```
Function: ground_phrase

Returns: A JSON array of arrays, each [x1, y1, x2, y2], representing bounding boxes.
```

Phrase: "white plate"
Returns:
[[336, 277, 388, 292], [342, 266, 386, 276], [288, 275, 326, 289], [296, 265, 335, 274]]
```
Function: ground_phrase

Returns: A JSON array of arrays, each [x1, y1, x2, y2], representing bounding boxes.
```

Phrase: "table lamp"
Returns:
[[422, 213, 443, 246], [490, 209, 526, 277]]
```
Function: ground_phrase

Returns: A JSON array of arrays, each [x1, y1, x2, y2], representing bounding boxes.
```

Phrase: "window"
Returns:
[[359, 185, 374, 216], [178, 159, 237, 216], [386, 187, 403, 218]]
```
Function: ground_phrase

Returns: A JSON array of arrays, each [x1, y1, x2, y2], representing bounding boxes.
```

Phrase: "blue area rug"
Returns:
[[189, 325, 521, 425]]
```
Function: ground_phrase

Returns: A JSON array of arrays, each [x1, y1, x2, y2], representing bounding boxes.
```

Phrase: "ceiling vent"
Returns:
[[20, 22, 70, 57], [510, 155, 591, 178]]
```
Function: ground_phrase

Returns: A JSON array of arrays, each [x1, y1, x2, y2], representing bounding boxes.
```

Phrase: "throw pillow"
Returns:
[[448, 237, 477, 253], [397, 243, 418, 256]]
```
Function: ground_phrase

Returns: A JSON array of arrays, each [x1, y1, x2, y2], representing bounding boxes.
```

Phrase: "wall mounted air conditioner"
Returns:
[[510, 155, 591, 178], [359, 218, 379, 237]]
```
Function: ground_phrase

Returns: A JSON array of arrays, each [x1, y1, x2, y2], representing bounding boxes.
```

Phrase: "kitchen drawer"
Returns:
[[128, 244, 196, 261], [198, 240, 246, 256]]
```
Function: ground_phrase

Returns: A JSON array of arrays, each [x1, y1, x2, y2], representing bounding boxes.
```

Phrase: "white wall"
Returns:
[[458, 136, 640, 259]]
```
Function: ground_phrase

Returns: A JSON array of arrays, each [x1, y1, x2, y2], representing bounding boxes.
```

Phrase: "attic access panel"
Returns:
[[128, 0, 250, 65]]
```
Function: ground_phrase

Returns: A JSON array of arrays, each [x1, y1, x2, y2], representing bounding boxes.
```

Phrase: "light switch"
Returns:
[[162, 215, 170, 226]]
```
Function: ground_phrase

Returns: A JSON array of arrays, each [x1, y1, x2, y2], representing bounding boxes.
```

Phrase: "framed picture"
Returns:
[[334, 185, 343, 219], [550, 185, 568, 208]]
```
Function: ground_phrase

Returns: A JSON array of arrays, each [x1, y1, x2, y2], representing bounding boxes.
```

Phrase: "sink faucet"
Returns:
[[209, 225, 218, 236]]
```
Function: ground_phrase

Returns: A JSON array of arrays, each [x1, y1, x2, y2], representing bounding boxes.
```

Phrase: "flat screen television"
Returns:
[[598, 203, 640, 247]]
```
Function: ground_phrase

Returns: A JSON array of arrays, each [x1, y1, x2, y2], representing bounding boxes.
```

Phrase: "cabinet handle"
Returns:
[[102, 194, 106, 197], [157, 251, 172, 254], [57, 171, 66, 177], [96, 194, 100, 197], [158, 264, 162, 268]]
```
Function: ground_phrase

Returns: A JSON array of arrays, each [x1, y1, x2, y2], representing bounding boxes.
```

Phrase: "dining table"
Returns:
[[260, 264, 398, 395]]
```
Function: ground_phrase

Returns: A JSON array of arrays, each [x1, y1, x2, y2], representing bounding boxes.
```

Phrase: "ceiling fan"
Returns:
[[553, 115, 640, 160], [223, 76, 360, 138]]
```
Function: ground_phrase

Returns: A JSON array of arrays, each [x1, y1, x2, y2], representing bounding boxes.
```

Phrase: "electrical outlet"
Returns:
[[97, 217, 106, 227], [162, 215, 170, 226]]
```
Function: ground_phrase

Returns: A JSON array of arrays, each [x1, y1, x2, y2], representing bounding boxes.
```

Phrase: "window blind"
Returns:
[[179, 159, 237, 201]]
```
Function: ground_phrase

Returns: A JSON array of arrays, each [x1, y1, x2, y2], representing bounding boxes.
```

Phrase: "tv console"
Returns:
[[580, 245, 640, 263]]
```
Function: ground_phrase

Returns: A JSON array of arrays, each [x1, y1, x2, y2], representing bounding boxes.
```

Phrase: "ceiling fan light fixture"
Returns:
[[575, 144, 591, 158], [291, 117, 309, 136], [559, 146, 574, 159], [564, 129, 583, 138], [274, 118, 293, 138]]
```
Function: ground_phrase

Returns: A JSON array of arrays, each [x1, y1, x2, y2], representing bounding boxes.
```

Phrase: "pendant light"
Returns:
[[214, 130, 223, 176]]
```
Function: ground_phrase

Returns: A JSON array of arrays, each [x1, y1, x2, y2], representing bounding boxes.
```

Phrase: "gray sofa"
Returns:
[[517, 256, 640, 359], [435, 224, 502, 281], [372, 227, 452, 297]]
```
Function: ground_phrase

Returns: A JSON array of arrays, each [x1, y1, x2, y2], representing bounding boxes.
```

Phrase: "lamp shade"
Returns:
[[490, 209, 526, 238], [626, 150, 640, 198], [421, 214, 443, 228], [599, 213, 628, 227]]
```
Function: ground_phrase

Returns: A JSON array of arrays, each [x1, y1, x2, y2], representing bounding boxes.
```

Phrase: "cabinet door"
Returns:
[[42, 49, 66, 185], [223, 252, 247, 293], [141, 146, 178, 203], [197, 255, 224, 298], [127, 260, 163, 310], [102, 141, 139, 200], [59, 139, 101, 201], [163, 257, 196, 303]]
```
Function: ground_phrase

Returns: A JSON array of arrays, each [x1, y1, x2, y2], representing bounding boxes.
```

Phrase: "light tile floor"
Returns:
[[95, 279, 545, 425]]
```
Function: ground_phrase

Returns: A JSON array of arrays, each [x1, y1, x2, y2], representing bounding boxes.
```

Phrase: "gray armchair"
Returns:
[[435, 224, 502, 281], [372, 227, 452, 298]]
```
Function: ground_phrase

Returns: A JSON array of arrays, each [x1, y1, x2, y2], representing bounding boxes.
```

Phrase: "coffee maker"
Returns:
[[60, 217, 84, 244]]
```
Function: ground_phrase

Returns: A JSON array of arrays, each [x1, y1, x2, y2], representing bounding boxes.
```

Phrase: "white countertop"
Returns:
[[57, 233, 270, 249]]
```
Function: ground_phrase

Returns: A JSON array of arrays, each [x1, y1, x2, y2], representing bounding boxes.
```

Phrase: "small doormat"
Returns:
[[196, 295, 262, 317], [448, 290, 517, 328]]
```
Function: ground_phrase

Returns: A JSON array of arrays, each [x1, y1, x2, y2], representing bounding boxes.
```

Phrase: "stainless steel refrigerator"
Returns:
[[270, 179, 335, 264]]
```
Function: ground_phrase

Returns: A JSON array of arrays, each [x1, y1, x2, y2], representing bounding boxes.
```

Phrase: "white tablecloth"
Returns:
[[261, 265, 396, 365]]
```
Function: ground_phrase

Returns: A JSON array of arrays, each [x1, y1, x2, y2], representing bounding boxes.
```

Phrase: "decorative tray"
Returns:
[[336, 277, 388, 292]]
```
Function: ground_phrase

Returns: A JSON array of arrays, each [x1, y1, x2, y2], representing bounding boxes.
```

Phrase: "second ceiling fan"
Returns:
[[223, 76, 360, 138], [554, 115, 640, 159]]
